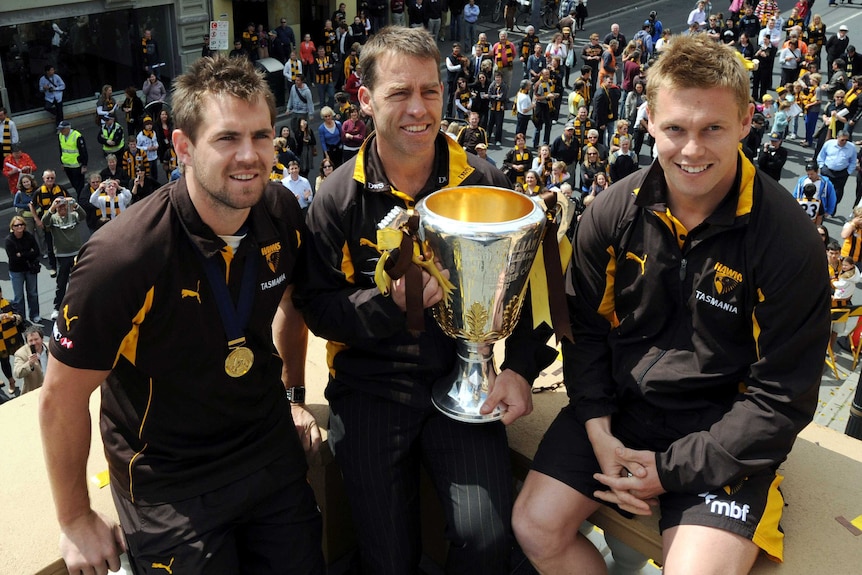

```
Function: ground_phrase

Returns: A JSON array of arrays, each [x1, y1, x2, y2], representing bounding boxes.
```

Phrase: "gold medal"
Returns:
[[225, 346, 254, 378]]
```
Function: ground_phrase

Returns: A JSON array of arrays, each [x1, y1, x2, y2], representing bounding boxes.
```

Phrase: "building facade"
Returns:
[[0, 0, 327, 127]]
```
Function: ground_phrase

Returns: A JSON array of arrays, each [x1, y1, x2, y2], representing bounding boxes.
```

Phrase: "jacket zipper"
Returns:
[[637, 348, 667, 385]]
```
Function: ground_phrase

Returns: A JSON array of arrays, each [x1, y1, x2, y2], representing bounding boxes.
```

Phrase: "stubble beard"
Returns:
[[191, 161, 267, 213]]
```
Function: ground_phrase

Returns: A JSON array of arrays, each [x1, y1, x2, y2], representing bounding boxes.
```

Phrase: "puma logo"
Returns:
[[181, 280, 201, 304], [151, 557, 174, 574], [625, 252, 647, 275], [63, 305, 79, 331]]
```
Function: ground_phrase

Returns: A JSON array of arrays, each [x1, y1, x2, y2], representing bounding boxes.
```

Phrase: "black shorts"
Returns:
[[112, 455, 325, 575], [531, 405, 786, 561]]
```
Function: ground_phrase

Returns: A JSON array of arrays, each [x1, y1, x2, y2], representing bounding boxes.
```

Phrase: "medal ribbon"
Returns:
[[194, 243, 259, 349]]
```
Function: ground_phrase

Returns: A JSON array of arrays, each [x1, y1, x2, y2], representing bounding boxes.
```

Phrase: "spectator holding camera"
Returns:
[[129, 165, 159, 203], [757, 132, 788, 181], [39, 66, 66, 123], [40, 197, 86, 320], [90, 178, 132, 228], [13, 325, 48, 395]]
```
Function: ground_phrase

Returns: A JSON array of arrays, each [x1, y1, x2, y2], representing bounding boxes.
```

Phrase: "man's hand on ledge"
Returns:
[[60, 509, 125, 575]]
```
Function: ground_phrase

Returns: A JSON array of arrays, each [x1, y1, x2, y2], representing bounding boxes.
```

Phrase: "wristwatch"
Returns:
[[285, 386, 306, 404]]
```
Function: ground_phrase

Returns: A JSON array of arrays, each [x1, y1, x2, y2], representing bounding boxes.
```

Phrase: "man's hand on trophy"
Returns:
[[480, 369, 532, 425], [392, 259, 451, 312]]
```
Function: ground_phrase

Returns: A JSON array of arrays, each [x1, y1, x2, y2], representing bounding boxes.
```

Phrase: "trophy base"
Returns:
[[431, 341, 504, 423]]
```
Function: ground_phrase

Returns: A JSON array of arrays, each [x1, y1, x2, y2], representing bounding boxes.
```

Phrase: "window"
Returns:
[[0, 6, 174, 115]]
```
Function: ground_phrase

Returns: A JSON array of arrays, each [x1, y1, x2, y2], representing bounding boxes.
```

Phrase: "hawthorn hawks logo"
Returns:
[[261, 242, 281, 274], [713, 262, 742, 295]]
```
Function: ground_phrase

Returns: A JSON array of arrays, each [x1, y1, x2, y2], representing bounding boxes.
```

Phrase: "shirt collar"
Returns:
[[634, 148, 754, 227], [352, 131, 475, 202]]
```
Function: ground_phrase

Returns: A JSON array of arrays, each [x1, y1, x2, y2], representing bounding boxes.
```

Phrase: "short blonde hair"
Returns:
[[9, 215, 25, 232], [647, 34, 750, 120]]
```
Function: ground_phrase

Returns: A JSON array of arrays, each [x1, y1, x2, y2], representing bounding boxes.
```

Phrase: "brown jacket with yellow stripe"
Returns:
[[566, 151, 830, 495]]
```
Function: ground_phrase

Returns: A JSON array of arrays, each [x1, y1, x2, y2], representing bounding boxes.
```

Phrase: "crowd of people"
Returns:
[[0, 65, 177, 372], [0, 1, 854, 573], [216, 0, 862, 261]]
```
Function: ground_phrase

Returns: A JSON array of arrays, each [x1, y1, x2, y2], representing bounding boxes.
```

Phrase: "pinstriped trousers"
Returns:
[[329, 389, 514, 575]]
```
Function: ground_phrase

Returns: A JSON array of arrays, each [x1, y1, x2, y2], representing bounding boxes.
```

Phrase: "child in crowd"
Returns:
[[830, 256, 860, 351], [833, 256, 859, 307], [772, 100, 791, 138], [798, 182, 825, 225], [760, 94, 776, 128]]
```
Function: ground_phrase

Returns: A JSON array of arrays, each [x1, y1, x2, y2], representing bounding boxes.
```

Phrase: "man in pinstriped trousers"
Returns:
[[295, 26, 556, 575]]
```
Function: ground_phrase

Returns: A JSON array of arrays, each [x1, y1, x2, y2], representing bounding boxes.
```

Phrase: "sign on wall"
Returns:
[[210, 20, 229, 51]]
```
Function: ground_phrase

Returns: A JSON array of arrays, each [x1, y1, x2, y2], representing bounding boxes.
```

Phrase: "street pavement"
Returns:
[[3, 0, 862, 414]]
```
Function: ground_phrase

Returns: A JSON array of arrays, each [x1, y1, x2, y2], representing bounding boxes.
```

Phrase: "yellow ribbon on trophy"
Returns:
[[371, 227, 456, 302], [365, 215, 456, 332]]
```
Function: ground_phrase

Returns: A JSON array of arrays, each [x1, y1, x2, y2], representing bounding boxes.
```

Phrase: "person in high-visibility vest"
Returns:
[[97, 113, 125, 156], [56, 121, 88, 194]]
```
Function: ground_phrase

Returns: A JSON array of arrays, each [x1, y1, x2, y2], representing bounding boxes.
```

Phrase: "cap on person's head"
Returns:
[[850, 45, 857, 54], [650, 10, 657, 17], [562, 27, 571, 34], [57, 120, 71, 131], [840, 25, 849, 32], [565, 121, 575, 130], [643, 20, 651, 28], [769, 132, 782, 141], [105, 112, 115, 120], [761, 94, 773, 102], [143, 116, 153, 124], [475, 143, 487, 150], [805, 162, 818, 172]]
